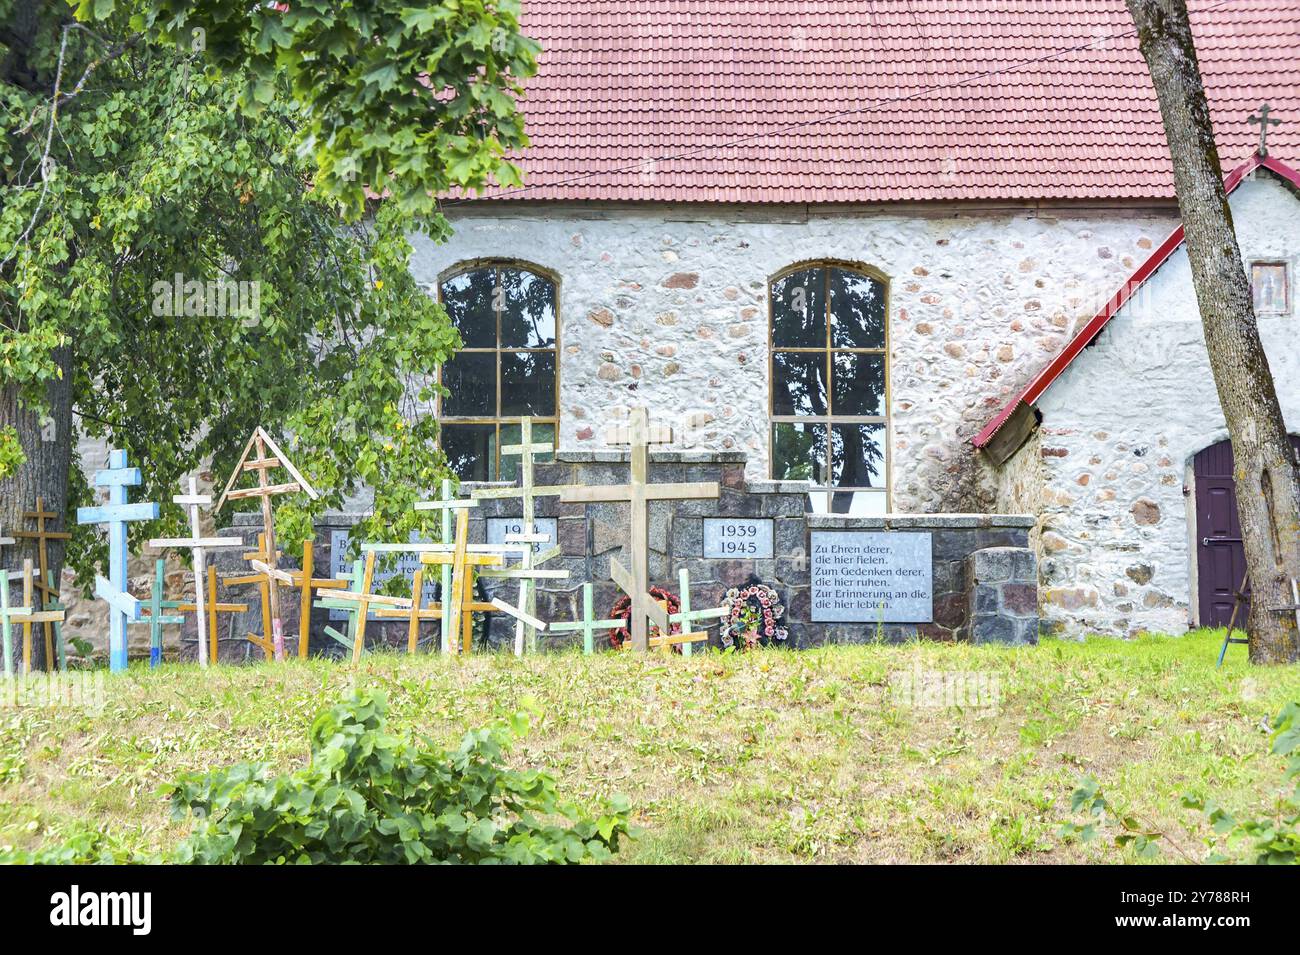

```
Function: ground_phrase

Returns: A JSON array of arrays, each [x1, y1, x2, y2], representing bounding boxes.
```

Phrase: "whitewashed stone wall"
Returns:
[[411, 203, 1172, 512], [1010, 173, 1300, 636]]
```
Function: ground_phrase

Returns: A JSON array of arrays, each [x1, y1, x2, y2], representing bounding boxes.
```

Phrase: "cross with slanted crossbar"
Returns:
[[77, 450, 160, 672], [1249, 103, 1282, 156], [148, 477, 244, 667], [129, 558, 186, 667], [559, 408, 718, 651]]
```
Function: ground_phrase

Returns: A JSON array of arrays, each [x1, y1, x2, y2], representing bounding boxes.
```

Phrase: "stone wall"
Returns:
[[410, 201, 1174, 513], [999, 173, 1300, 636]]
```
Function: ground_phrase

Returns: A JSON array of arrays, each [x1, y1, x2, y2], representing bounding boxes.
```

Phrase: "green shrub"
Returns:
[[164, 689, 631, 864]]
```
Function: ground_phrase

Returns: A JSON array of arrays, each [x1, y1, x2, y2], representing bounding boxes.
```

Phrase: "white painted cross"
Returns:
[[147, 476, 244, 667]]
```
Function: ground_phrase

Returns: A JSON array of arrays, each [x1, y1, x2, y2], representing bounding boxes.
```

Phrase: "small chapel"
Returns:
[[404, 0, 1300, 640]]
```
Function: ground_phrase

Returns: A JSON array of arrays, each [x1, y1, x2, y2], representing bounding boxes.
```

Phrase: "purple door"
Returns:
[[1194, 436, 1300, 628]]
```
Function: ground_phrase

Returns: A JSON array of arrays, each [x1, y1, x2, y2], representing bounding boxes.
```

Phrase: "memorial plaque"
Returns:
[[486, 517, 558, 551], [810, 531, 932, 623], [703, 517, 774, 558], [329, 530, 438, 621]]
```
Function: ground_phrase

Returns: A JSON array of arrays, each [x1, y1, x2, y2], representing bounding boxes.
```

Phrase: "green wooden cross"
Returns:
[[667, 568, 728, 657], [548, 582, 626, 655], [130, 558, 186, 668], [315, 558, 366, 656], [0, 567, 30, 678]]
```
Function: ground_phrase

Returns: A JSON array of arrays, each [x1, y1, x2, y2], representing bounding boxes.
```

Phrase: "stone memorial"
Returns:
[[810, 530, 933, 623]]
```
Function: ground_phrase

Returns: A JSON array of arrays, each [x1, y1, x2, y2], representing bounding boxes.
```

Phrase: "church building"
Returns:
[[410, 0, 1300, 639]]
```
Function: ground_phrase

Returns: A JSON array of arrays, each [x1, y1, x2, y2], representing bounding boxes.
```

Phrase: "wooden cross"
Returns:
[[147, 477, 244, 667], [320, 550, 420, 662], [419, 508, 506, 653], [275, 540, 347, 659], [223, 533, 281, 660], [129, 558, 187, 667], [41, 571, 67, 671], [1249, 103, 1282, 156], [0, 560, 66, 677], [11, 496, 71, 666], [177, 565, 248, 664], [315, 557, 366, 656], [479, 530, 566, 656], [76, 449, 160, 672], [215, 427, 319, 660], [666, 568, 727, 657], [374, 568, 442, 653], [415, 478, 482, 652], [549, 582, 626, 655], [559, 408, 719, 651]]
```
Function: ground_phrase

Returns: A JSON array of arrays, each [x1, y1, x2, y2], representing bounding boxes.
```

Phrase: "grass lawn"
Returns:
[[1, 630, 1296, 863]]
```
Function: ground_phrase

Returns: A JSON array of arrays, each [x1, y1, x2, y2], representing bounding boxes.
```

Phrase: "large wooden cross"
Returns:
[[223, 533, 280, 660], [12, 497, 71, 666], [178, 566, 248, 664], [77, 449, 160, 672], [215, 427, 319, 660], [559, 408, 718, 651], [148, 477, 244, 667]]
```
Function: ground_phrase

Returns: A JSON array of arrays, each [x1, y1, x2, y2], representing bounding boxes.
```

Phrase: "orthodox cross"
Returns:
[[223, 533, 281, 660], [178, 566, 248, 664], [129, 559, 186, 667], [148, 477, 244, 667], [1249, 103, 1282, 156], [76, 449, 160, 672], [549, 582, 627, 655], [215, 427, 319, 660], [559, 408, 719, 651], [12, 497, 71, 662]]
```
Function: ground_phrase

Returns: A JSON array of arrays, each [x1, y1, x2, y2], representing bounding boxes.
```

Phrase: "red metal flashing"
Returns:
[[973, 152, 1300, 449]]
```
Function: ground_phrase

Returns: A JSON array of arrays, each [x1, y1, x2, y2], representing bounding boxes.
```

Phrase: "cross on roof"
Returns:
[[559, 408, 718, 651], [1249, 103, 1282, 156], [77, 449, 160, 672]]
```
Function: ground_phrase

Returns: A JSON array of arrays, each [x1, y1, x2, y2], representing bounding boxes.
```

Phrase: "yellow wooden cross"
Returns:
[[178, 565, 249, 664], [214, 427, 319, 660], [419, 508, 505, 653], [4, 559, 67, 675], [325, 550, 422, 662], [11, 497, 71, 669], [559, 408, 718, 651], [223, 533, 280, 661]]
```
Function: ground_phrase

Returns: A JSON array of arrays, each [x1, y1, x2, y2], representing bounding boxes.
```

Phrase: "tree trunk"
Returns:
[[0, 346, 74, 670], [1127, 0, 1300, 664]]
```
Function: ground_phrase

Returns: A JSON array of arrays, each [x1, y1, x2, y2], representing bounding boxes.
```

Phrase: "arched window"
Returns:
[[437, 262, 558, 480], [768, 263, 888, 512]]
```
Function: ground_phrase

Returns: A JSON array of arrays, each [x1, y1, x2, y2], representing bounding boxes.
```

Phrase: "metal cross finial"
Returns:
[[1248, 103, 1282, 157]]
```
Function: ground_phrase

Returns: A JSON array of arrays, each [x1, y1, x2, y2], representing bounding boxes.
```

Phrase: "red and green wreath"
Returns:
[[608, 586, 681, 650]]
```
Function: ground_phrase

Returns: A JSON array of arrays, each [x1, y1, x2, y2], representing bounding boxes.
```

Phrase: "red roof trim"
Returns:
[[972, 152, 1300, 449]]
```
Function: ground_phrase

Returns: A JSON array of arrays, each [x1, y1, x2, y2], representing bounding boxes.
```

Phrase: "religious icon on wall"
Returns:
[[1251, 261, 1289, 315]]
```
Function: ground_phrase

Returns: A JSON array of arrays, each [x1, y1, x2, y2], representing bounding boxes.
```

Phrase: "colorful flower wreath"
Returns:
[[609, 586, 681, 650], [719, 581, 788, 650]]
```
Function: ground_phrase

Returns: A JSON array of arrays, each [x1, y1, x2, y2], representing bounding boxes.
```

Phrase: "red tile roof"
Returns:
[[462, 0, 1300, 204], [972, 153, 1300, 448]]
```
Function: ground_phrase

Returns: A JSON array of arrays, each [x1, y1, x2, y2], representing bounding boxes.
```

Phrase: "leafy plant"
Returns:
[[164, 689, 632, 864], [1061, 702, 1300, 864], [1183, 701, 1300, 864]]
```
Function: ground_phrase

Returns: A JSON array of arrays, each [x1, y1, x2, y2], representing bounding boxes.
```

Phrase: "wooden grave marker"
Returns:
[[0, 560, 66, 676], [177, 566, 248, 664], [559, 408, 718, 652], [76, 449, 160, 672], [214, 427, 319, 660], [148, 477, 245, 667], [223, 533, 280, 660], [12, 497, 71, 669], [129, 559, 186, 667], [548, 582, 627, 655]]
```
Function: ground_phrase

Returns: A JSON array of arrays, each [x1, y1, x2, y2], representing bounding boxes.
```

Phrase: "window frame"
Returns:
[[435, 258, 561, 480], [767, 260, 891, 502]]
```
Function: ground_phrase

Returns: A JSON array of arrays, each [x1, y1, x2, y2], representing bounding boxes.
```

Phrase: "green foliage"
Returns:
[[110, 0, 539, 219], [3, 0, 536, 581], [1062, 702, 1300, 864], [1, 827, 146, 864], [164, 689, 632, 864], [0, 425, 23, 480], [1182, 701, 1300, 864]]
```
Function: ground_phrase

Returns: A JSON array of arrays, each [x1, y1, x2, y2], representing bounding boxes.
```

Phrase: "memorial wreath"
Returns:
[[609, 586, 681, 650], [719, 580, 788, 650]]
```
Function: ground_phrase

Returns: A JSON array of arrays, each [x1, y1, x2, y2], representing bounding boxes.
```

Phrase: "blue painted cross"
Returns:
[[77, 450, 159, 672]]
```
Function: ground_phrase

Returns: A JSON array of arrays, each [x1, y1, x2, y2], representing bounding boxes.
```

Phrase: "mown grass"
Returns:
[[0, 630, 1296, 863]]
